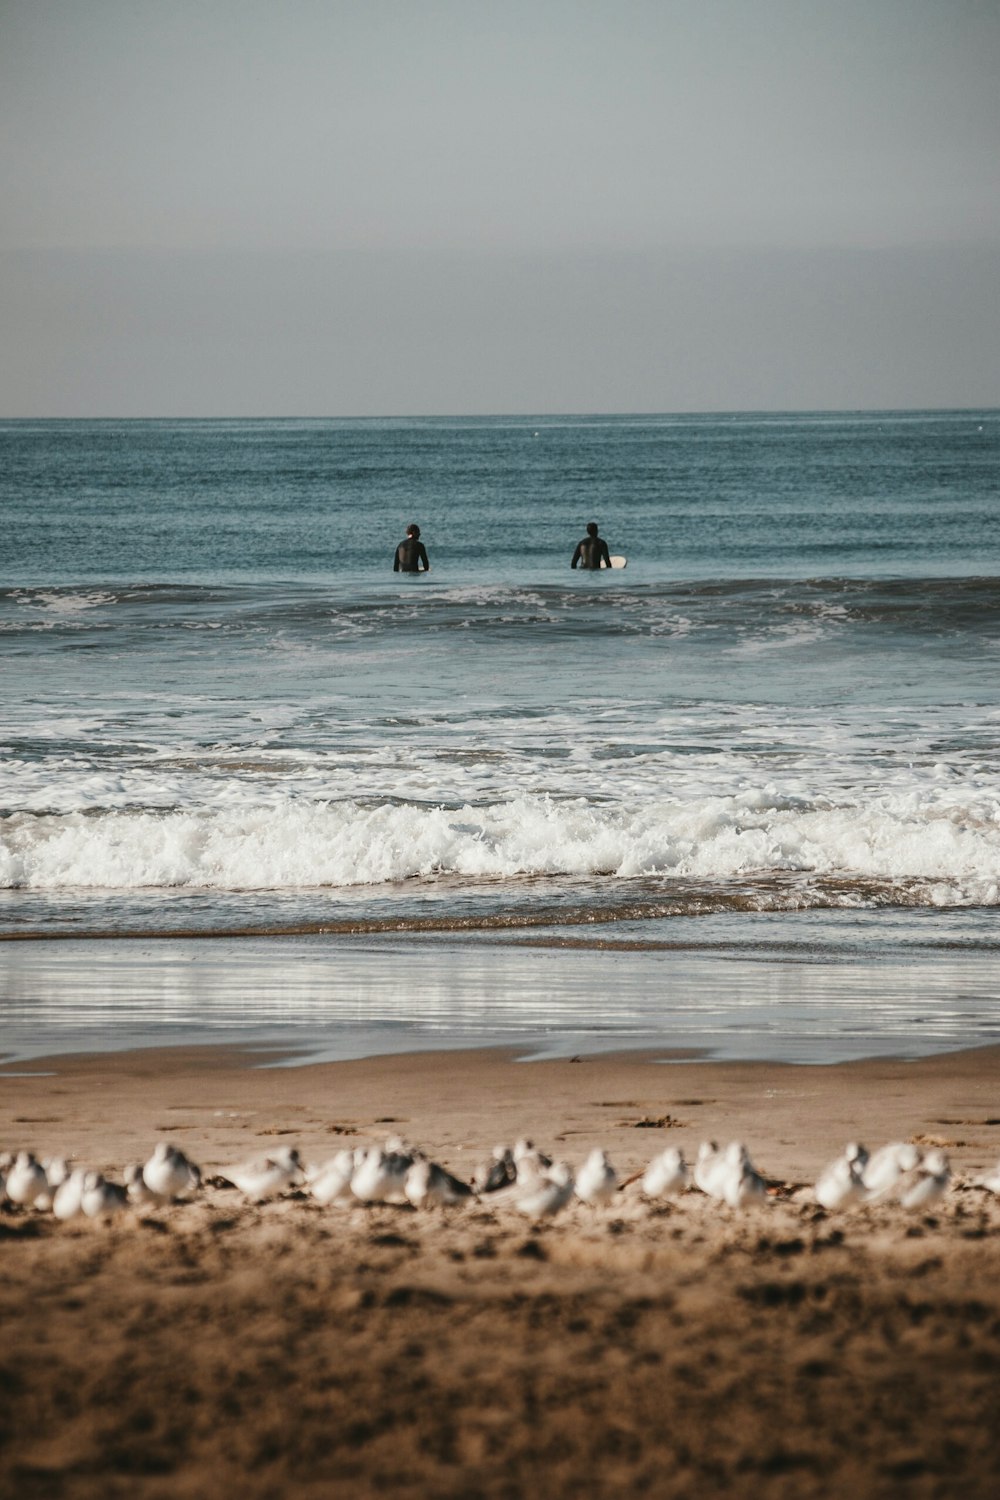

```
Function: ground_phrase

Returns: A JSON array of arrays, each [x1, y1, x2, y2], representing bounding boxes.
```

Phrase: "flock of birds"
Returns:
[[4, 1134, 1000, 1225]]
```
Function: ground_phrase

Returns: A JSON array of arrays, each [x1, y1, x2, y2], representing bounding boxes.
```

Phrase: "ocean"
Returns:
[[3, 410, 1000, 1065]]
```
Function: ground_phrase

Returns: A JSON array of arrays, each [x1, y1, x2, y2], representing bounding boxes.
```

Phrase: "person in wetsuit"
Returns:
[[571, 521, 611, 570], [393, 523, 430, 574]]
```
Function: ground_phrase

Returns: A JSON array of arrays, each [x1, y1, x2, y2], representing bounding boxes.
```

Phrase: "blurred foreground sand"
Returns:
[[2, 1044, 1000, 1498]]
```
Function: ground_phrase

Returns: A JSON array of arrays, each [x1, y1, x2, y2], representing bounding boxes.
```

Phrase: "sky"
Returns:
[[1, 0, 998, 415]]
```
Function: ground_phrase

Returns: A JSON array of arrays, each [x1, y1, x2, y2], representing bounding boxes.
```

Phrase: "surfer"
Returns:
[[393, 523, 430, 574], [571, 521, 612, 570]]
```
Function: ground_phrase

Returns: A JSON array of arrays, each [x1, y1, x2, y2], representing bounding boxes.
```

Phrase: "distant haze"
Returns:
[[2, 0, 998, 415]]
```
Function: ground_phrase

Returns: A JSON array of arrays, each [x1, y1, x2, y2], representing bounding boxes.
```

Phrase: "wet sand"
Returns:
[[3, 1043, 1000, 1498]]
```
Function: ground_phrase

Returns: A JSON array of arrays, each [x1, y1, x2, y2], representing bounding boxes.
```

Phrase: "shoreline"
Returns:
[[6, 923, 1000, 1071], [5, 1038, 1000, 1184]]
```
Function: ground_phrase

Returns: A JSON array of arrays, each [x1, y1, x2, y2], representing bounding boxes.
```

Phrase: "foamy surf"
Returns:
[[2, 789, 998, 908]]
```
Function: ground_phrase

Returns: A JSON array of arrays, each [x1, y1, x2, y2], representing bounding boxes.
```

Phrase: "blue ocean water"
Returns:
[[2, 410, 999, 1062]]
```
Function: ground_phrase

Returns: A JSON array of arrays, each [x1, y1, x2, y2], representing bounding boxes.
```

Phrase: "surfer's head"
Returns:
[[586, 521, 599, 538], [406, 524, 420, 538]]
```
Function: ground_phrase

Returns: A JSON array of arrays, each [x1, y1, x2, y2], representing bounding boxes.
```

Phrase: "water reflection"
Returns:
[[2, 931, 999, 1068]]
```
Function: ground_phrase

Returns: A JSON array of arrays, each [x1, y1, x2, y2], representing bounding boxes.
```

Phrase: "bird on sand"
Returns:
[[517, 1161, 575, 1219], [512, 1140, 554, 1194], [693, 1141, 728, 1199], [308, 1149, 360, 1206], [33, 1157, 70, 1211], [977, 1159, 1000, 1195], [4, 1151, 49, 1207], [404, 1157, 474, 1209], [642, 1146, 689, 1199], [815, 1151, 868, 1211], [220, 1146, 303, 1201], [142, 1142, 201, 1201], [124, 1162, 168, 1207], [899, 1148, 951, 1210], [471, 1145, 517, 1194], [720, 1143, 768, 1208], [574, 1149, 618, 1206], [861, 1142, 922, 1199], [53, 1167, 89, 1222], [349, 1146, 415, 1204], [80, 1171, 128, 1219]]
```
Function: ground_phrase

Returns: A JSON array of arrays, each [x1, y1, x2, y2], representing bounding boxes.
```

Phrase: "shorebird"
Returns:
[[350, 1146, 414, 1204], [309, 1150, 359, 1206], [53, 1167, 89, 1221], [512, 1139, 554, 1193], [221, 1146, 303, 1201], [34, 1157, 70, 1211], [142, 1143, 201, 1200], [693, 1141, 728, 1199], [845, 1141, 869, 1172], [861, 1142, 922, 1199], [404, 1157, 473, 1209], [574, 1149, 618, 1206], [900, 1148, 951, 1210], [4, 1151, 48, 1207], [642, 1146, 689, 1199], [815, 1152, 867, 1210], [978, 1159, 1000, 1195], [721, 1144, 768, 1208], [471, 1145, 517, 1194], [80, 1171, 128, 1219], [516, 1161, 575, 1219], [125, 1162, 167, 1207]]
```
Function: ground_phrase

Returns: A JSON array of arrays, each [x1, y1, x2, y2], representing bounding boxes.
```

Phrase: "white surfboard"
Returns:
[[609, 555, 627, 569]]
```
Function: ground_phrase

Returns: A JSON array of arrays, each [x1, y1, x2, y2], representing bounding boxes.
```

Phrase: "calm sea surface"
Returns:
[[2, 412, 999, 1063]]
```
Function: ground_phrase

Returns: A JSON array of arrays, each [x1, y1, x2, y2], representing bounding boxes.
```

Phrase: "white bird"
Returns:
[[513, 1139, 554, 1193], [4, 1151, 48, 1207], [845, 1141, 869, 1172], [694, 1140, 729, 1199], [642, 1146, 689, 1199], [33, 1157, 70, 1211], [142, 1142, 201, 1200], [861, 1142, 922, 1199], [722, 1147, 769, 1209], [574, 1149, 618, 1206], [978, 1159, 1000, 1195], [221, 1146, 303, 1201], [471, 1145, 517, 1194], [815, 1153, 867, 1211], [124, 1163, 168, 1207], [80, 1171, 128, 1219], [53, 1167, 89, 1221], [404, 1158, 473, 1209], [309, 1150, 359, 1207], [900, 1149, 951, 1210], [516, 1161, 575, 1219], [350, 1147, 414, 1204]]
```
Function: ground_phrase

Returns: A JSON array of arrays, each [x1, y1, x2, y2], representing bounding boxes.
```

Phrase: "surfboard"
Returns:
[[609, 555, 627, 569]]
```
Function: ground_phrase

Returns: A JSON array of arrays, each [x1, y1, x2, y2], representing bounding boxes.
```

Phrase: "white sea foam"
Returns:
[[2, 789, 999, 903], [12, 589, 118, 620]]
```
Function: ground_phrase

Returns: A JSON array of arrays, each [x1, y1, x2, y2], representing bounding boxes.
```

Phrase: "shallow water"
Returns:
[[2, 412, 999, 1060], [3, 909, 999, 1070]]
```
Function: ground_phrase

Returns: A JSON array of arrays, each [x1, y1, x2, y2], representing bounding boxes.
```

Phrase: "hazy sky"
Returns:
[[2, 0, 998, 414]]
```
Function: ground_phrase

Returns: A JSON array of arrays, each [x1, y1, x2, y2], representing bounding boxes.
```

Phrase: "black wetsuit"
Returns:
[[571, 535, 611, 570], [394, 537, 430, 573]]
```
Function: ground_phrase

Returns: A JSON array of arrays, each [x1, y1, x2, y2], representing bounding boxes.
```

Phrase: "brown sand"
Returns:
[[3, 1043, 1000, 1498]]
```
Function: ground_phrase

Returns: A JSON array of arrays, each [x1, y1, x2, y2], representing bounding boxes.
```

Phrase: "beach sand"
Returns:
[[3, 1043, 1000, 1498]]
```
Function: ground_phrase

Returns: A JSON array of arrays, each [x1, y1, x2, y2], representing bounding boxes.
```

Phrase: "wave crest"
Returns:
[[2, 792, 999, 906]]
